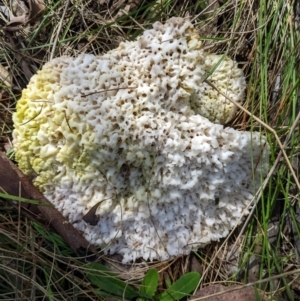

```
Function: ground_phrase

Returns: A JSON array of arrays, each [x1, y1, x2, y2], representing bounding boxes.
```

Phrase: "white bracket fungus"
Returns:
[[13, 17, 269, 263]]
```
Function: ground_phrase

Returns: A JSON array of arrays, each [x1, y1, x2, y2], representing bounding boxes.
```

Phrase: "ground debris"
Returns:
[[189, 284, 269, 301], [4, 0, 45, 31]]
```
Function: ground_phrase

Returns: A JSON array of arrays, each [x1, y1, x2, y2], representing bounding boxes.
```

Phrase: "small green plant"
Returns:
[[86, 263, 200, 301], [138, 268, 159, 300]]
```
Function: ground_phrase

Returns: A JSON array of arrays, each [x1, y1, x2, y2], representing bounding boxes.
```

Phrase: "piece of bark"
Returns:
[[82, 201, 104, 226], [0, 151, 97, 255]]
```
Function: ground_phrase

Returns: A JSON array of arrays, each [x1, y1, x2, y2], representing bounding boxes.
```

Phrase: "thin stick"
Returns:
[[63, 110, 73, 133], [231, 109, 300, 249], [50, 0, 70, 60], [81, 86, 137, 97], [20, 104, 43, 125]]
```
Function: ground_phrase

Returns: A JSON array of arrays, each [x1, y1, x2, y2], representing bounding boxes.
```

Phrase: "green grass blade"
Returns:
[[86, 262, 138, 300], [0, 192, 52, 206]]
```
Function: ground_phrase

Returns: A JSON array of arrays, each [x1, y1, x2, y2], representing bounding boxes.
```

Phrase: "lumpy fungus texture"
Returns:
[[13, 18, 269, 262]]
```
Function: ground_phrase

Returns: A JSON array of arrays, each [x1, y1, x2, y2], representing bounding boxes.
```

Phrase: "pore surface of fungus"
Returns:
[[13, 17, 269, 262]]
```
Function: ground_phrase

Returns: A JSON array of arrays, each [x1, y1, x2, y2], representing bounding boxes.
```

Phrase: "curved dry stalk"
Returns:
[[195, 79, 300, 292], [228, 109, 300, 254]]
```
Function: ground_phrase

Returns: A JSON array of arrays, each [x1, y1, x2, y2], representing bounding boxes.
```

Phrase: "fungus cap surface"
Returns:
[[13, 17, 269, 262], [190, 53, 246, 124]]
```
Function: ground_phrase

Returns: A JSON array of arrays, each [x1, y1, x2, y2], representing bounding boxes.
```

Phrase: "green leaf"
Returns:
[[157, 272, 200, 301], [86, 262, 138, 300], [164, 274, 172, 289], [139, 268, 159, 298]]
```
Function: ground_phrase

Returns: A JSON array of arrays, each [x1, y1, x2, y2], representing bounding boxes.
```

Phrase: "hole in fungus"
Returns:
[[55, 131, 64, 139], [142, 93, 147, 97]]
